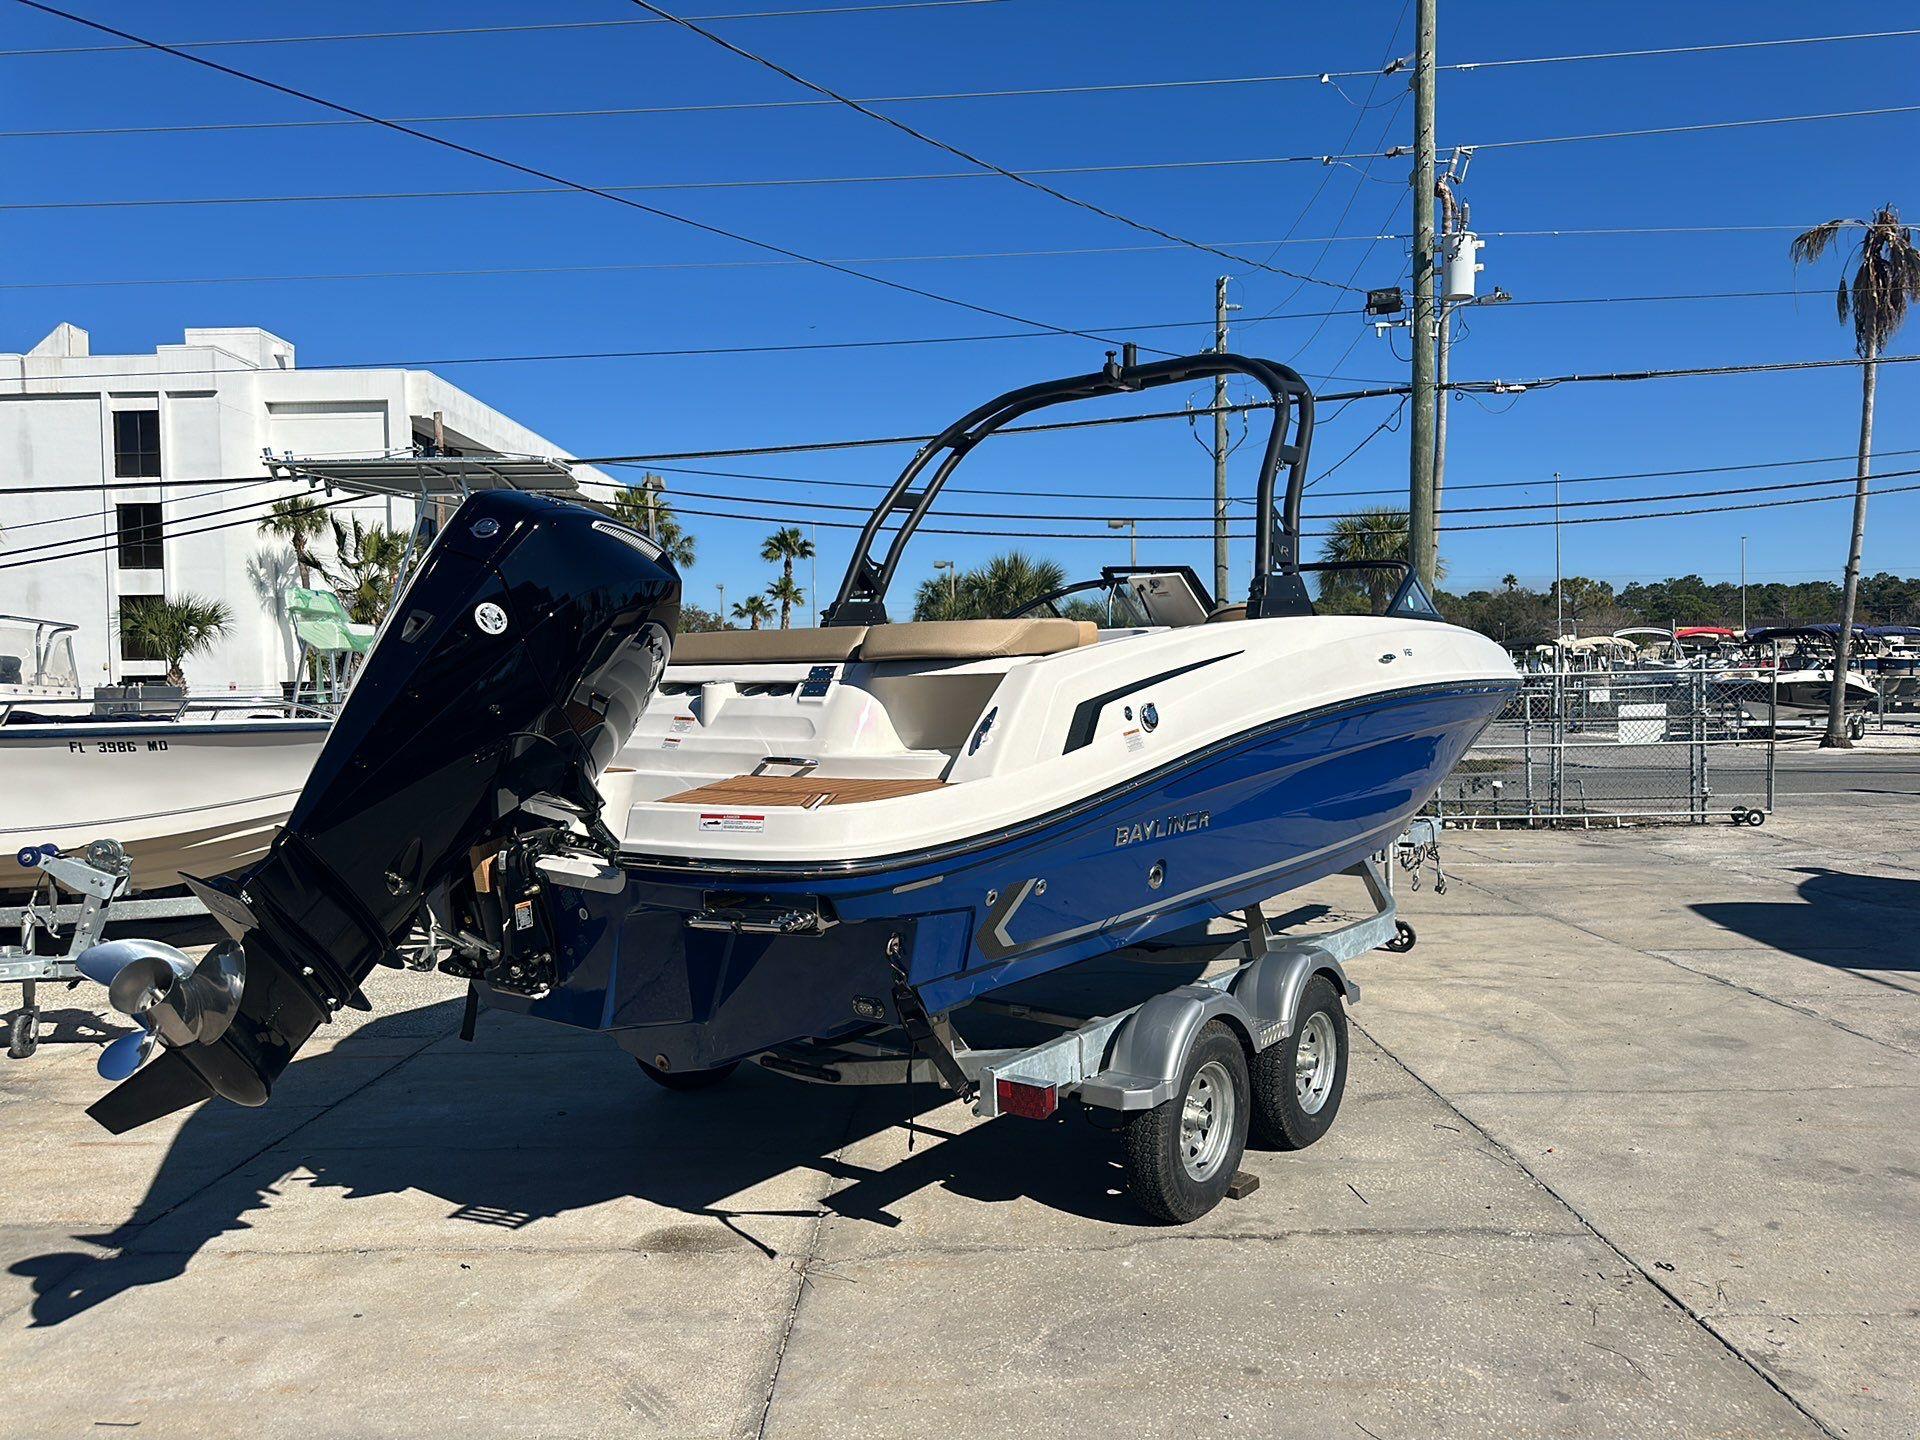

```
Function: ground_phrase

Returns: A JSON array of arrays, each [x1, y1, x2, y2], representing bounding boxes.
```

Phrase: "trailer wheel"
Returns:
[[6, 1010, 39, 1060], [1123, 1020, 1249, 1223], [1848, 714, 1868, 741], [1384, 920, 1417, 953], [636, 1057, 739, 1091], [1249, 974, 1348, 1150], [1747, 808, 1766, 827]]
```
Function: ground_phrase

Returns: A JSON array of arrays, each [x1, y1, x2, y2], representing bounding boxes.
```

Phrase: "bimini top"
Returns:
[[1744, 623, 1920, 642]]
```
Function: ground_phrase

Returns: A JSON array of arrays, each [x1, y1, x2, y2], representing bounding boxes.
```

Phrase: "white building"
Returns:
[[0, 323, 612, 693]]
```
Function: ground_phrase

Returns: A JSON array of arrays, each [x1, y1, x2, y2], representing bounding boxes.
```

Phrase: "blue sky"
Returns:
[[3, 0, 1916, 621]]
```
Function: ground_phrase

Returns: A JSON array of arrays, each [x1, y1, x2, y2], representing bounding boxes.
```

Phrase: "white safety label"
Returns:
[[698, 812, 765, 833]]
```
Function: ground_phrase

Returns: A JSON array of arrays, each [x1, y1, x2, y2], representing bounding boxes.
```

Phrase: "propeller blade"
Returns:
[[97, 1028, 156, 1082], [75, 938, 193, 993]]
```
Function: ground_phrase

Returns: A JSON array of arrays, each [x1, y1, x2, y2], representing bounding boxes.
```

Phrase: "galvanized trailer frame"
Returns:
[[755, 847, 1416, 1119], [1, 843, 134, 1058]]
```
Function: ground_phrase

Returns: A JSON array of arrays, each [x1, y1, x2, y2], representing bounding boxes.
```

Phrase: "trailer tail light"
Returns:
[[995, 1077, 1058, 1120]]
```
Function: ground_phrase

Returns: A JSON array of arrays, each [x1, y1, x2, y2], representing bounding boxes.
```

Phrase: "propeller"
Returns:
[[76, 938, 247, 1082]]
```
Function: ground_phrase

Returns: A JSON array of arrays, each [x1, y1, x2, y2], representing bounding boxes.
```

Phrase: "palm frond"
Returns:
[[1788, 217, 1856, 266]]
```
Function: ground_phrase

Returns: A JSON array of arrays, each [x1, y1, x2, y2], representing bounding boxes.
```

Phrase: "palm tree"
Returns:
[[1502, 573, 1519, 593], [117, 592, 232, 686], [968, 551, 1066, 618], [258, 495, 331, 587], [731, 594, 773, 630], [1318, 508, 1414, 615], [1790, 206, 1920, 747], [329, 516, 411, 624], [910, 551, 1066, 620], [765, 574, 806, 629], [759, 526, 815, 627], [610, 482, 697, 569]]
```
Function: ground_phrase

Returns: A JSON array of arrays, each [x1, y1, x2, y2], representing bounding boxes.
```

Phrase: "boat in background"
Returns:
[[1729, 624, 1878, 735]]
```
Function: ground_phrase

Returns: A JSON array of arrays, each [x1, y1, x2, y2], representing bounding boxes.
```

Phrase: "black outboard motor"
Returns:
[[81, 490, 678, 1132]]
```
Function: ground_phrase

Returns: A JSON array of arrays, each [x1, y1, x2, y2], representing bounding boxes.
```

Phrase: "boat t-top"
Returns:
[[72, 351, 1520, 1219]]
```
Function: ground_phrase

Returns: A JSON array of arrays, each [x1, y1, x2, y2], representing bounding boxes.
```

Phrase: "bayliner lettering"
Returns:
[[1114, 810, 1211, 847]]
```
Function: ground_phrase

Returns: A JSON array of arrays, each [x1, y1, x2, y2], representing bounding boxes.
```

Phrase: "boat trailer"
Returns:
[[744, 839, 1434, 1222], [1, 840, 200, 1059]]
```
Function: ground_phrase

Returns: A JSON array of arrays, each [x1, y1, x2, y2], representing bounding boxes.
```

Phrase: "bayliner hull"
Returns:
[[482, 679, 1513, 1070]]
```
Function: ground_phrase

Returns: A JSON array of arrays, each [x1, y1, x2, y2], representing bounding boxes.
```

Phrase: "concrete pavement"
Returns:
[[1, 788, 1915, 1438]]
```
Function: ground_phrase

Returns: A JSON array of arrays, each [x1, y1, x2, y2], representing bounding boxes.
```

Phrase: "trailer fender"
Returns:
[[1230, 944, 1359, 1051], [1076, 985, 1260, 1112]]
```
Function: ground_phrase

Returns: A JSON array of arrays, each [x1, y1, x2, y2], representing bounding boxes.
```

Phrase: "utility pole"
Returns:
[[1740, 535, 1748, 632], [1211, 276, 1239, 601], [1407, 0, 1439, 591], [1109, 518, 1138, 567]]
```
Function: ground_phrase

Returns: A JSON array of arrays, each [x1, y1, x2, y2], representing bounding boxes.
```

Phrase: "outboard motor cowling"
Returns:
[[83, 490, 678, 1132]]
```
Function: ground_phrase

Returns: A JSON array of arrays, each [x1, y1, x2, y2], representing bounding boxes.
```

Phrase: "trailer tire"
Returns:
[[636, 1058, 739, 1091], [1123, 1020, 1249, 1223], [6, 1012, 37, 1060], [1250, 975, 1347, 1150]]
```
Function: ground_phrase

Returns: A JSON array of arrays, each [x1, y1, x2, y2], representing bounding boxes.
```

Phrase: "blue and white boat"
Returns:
[[72, 352, 1516, 1216]]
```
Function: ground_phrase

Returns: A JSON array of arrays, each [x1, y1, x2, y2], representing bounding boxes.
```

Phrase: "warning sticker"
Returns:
[[660, 735, 682, 749], [1122, 727, 1146, 754], [699, 812, 765, 833], [669, 714, 695, 734]]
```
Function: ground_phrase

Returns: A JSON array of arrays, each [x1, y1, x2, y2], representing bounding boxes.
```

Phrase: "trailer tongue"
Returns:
[[80, 490, 680, 1132]]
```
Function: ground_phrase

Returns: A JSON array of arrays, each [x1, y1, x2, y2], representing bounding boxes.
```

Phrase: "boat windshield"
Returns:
[[0, 615, 80, 694]]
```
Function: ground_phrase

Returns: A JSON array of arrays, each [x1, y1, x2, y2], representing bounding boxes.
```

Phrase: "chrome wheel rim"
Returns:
[[1179, 1059, 1236, 1182], [1295, 1011, 1337, 1116]]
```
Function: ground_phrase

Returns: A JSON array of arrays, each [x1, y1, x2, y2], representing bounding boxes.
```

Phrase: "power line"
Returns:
[[0, 1, 1010, 57], [616, 442, 1920, 503], [0, 287, 1863, 390], [0, 477, 282, 531], [0, 327, 1406, 388], [0, 486, 337, 563], [576, 354, 1919, 462], [0, 225, 1795, 289], [0, 491, 353, 572], [0, 154, 1401, 212], [518, 475, 1920, 541], [1469, 102, 1920, 154], [571, 462, 1920, 524], [611, 0, 1356, 291], [12, 3, 1164, 359], [0, 85, 1377, 140], [1439, 26, 1920, 74], [6, 23, 1913, 114]]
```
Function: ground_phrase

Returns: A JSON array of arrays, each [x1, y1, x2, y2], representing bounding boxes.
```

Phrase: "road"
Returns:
[[0, 786, 1915, 1437]]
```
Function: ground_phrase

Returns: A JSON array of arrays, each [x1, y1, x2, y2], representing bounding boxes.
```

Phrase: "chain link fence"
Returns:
[[1435, 667, 1778, 825]]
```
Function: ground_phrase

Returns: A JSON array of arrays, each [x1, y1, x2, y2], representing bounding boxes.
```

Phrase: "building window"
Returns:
[[116, 502, 164, 569], [113, 410, 161, 478], [118, 595, 163, 663]]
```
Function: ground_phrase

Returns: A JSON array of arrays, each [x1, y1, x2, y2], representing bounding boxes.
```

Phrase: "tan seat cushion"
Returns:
[[856, 618, 1097, 662], [661, 774, 947, 807], [671, 625, 868, 665]]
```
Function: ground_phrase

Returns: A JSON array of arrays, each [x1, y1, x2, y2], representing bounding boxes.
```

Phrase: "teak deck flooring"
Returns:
[[660, 774, 947, 808]]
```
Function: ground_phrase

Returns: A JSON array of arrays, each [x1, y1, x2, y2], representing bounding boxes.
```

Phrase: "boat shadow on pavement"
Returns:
[[1691, 866, 1920, 987], [12, 953, 1207, 1327]]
